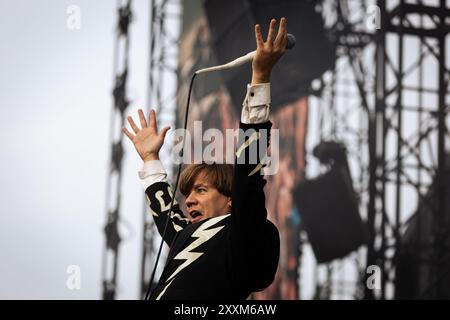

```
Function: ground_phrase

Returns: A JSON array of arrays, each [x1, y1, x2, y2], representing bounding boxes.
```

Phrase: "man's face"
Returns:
[[185, 172, 231, 223]]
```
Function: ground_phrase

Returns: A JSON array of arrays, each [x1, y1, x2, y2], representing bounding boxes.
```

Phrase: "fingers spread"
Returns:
[[138, 109, 147, 128], [255, 24, 264, 48], [122, 127, 135, 141], [160, 126, 171, 140], [266, 19, 277, 47], [128, 116, 140, 134], [274, 17, 287, 50], [149, 109, 158, 132]]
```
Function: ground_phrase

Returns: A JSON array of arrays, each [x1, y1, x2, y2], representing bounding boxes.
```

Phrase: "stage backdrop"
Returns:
[[174, 1, 319, 299]]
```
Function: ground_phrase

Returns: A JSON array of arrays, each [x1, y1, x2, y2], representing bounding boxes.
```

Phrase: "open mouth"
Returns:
[[189, 210, 203, 221]]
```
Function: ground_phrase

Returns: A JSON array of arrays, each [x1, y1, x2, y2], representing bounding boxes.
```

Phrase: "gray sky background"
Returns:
[[0, 0, 152, 299]]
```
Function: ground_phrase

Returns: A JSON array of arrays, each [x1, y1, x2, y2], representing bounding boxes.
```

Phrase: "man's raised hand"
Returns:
[[122, 109, 170, 162], [252, 17, 288, 85]]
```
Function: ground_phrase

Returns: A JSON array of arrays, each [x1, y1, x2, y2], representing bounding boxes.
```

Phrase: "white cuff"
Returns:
[[247, 83, 271, 107], [138, 160, 168, 190], [241, 83, 271, 124]]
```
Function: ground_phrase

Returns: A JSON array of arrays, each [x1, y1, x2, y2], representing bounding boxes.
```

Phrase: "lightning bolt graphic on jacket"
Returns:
[[156, 214, 230, 299]]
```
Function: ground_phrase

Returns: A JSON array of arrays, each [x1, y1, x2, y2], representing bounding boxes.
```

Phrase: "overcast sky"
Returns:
[[0, 0, 153, 299]]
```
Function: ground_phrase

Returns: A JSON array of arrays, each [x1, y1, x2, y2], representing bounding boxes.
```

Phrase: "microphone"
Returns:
[[195, 33, 296, 75]]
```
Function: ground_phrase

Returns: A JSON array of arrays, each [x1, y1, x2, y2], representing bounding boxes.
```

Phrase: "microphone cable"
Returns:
[[144, 72, 197, 300], [143, 31, 295, 300]]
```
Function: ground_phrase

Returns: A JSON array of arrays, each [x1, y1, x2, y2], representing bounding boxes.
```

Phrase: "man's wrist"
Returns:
[[143, 153, 159, 162], [251, 72, 271, 85]]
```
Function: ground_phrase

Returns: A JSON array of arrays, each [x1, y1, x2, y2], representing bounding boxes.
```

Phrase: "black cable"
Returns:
[[144, 72, 197, 300]]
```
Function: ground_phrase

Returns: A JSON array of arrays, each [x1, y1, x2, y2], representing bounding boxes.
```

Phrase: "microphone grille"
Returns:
[[286, 33, 296, 50]]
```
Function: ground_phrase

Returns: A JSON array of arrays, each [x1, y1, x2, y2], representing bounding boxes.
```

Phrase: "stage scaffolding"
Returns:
[[102, 0, 449, 300], [307, 0, 449, 299], [101, 0, 133, 300], [139, 0, 183, 299]]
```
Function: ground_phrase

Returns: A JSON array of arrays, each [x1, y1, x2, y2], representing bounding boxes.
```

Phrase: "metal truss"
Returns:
[[139, 0, 183, 299], [304, 0, 376, 300], [368, 0, 450, 299], [307, 0, 449, 299], [101, 0, 133, 300]]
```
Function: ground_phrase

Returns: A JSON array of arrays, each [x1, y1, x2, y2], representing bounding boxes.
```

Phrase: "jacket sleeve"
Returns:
[[145, 182, 191, 246], [140, 160, 190, 246], [230, 120, 280, 291]]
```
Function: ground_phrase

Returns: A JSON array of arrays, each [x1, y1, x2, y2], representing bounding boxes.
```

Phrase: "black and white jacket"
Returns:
[[139, 83, 280, 300]]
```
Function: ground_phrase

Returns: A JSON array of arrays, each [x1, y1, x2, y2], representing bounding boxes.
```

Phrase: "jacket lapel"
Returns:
[[166, 223, 198, 262]]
